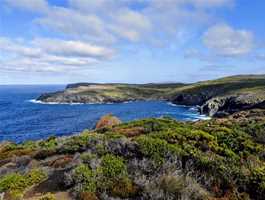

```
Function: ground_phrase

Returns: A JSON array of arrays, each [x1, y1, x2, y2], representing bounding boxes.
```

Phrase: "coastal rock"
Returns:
[[171, 93, 210, 106], [95, 114, 122, 130], [200, 94, 265, 117]]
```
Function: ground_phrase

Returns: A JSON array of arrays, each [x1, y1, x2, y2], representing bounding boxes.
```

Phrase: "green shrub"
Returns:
[[73, 164, 97, 193], [80, 152, 97, 163], [135, 135, 182, 164], [60, 135, 89, 153], [249, 166, 265, 197], [0, 173, 27, 193], [39, 136, 57, 150], [101, 154, 127, 178], [95, 144, 106, 156], [26, 169, 48, 185], [22, 140, 38, 150], [103, 132, 125, 140], [0, 169, 47, 200]]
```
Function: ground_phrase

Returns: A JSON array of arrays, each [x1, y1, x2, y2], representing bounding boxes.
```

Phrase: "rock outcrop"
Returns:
[[200, 94, 265, 117]]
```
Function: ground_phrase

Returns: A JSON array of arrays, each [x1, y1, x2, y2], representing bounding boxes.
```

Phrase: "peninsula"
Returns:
[[38, 75, 265, 117]]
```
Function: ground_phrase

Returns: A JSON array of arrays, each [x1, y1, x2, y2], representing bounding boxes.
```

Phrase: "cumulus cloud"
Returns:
[[0, 37, 112, 72], [29, 0, 234, 44], [203, 23, 254, 56], [4, 0, 235, 45], [33, 38, 114, 59], [2, 0, 242, 75], [35, 7, 116, 44]]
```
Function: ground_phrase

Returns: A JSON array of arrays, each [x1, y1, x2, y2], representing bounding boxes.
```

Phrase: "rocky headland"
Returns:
[[38, 75, 265, 117]]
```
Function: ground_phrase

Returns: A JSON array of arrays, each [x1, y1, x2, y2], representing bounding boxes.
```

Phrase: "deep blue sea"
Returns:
[[0, 85, 208, 143]]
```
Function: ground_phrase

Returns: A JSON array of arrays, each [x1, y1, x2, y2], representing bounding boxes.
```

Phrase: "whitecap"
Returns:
[[195, 115, 211, 120]]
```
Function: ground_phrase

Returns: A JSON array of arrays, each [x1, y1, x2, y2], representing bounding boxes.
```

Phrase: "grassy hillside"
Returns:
[[40, 75, 265, 102], [0, 110, 265, 199], [37, 83, 186, 103], [170, 75, 265, 99]]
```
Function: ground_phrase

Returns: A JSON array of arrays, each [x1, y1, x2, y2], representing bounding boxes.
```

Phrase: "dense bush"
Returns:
[[101, 154, 127, 178], [0, 173, 27, 193], [135, 135, 182, 164], [73, 164, 97, 193]]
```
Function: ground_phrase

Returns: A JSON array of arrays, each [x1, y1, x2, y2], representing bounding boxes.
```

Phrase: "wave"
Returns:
[[167, 102, 182, 107], [167, 102, 196, 108], [28, 99, 86, 105], [189, 107, 200, 111], [195, 115, 211, 120], [28, 99, 116, 105]]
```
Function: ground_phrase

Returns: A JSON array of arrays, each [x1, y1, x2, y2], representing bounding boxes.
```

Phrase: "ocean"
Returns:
[[0, 85, 209, 143]]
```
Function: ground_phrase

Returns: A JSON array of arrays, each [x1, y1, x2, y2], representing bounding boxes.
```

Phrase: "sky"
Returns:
[[0, 0, 265, 84]]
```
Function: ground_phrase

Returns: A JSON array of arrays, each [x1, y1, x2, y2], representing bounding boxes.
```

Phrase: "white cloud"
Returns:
[[0, 37, 113, 73], [36, 7, 115, 44], [34, 0, 234, 45], [4, 0, 235, 46], [5, 0, 48, 13], [33, 38, 114, 59], [0, 38, 42, 58], [203, 23, 254, 56], [2, 0, 243, 75]]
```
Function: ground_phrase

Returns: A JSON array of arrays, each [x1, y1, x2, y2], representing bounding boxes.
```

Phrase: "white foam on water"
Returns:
[[28, 99, 86, 105], [167, 102, 210, 120], [189, 107, 199, 111], [196, 115, 211, 120], [28, 99, 120, 105]]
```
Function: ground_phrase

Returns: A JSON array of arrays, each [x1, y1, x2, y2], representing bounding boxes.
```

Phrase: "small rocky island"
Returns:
[[38, 75, 265, 117]]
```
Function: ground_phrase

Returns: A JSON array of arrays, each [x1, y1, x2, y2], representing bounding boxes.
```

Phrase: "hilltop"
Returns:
[[37, 75, 265, 117]]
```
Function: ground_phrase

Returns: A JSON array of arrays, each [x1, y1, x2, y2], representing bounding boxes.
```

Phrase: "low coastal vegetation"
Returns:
[[0, 110, 265, 199]]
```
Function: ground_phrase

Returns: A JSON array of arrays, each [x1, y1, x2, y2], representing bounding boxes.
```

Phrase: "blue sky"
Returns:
[[0, 0, 265, 84]]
